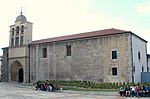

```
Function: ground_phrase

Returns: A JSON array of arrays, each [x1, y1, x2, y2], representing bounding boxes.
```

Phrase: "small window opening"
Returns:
[[112, 67, 117, 75], [112, 51, 117, 59], [42, 48, 47, 58], [66, 45, 71, 56]]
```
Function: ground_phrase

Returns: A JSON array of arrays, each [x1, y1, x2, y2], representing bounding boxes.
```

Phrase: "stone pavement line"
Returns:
[[51, 93, 88, 99], [59, 90, 119, 96], [1, 82, 149, 99]]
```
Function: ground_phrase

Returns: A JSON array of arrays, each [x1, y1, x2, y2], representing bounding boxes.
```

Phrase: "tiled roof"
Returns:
[[32, 28, 130, 44]]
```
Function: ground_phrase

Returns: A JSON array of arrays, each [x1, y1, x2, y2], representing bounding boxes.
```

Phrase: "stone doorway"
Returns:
[[10, 61, 23, 82], [18, 68, 23, 83]]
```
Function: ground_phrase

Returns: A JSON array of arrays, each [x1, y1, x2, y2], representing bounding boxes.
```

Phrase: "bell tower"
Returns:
[[9, 11, 32, 46], [8, 11, 33, 83]]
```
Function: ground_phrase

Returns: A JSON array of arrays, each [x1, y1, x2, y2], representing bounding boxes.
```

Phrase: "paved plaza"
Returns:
[[0, 82, 149, 99]]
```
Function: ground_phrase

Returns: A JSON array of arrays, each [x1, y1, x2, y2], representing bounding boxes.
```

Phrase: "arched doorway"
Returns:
[[10, 60, 24, 82], [18, 68, 23, 83]]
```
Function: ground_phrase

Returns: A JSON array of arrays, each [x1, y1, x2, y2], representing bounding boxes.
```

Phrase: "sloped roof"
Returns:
[[32, 28, 130, 44]]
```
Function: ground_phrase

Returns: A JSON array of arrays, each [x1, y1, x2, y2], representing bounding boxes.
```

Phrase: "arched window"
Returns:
[[21, 25, 24, 34], [16, 26, 19, 35], [12, 28, 14, 36]]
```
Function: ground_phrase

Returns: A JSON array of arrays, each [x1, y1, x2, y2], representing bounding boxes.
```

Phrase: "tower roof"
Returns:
[[16, 12, 27, 22]]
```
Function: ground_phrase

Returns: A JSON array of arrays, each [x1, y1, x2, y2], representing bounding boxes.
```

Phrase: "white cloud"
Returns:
[[135, 0, 150, 14]]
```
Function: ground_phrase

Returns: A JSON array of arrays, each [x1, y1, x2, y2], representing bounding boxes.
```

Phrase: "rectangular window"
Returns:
[[142, 66, 144, 72], [112, 51, 117, 59], [133, 66, 135, 73], [66, 45, 71, 56], [138, 52, 141, 60], [112, 67, 117, 75], [42, 48, 47, 58], [11, 38, 14, 46], [15, 37, 19, 46], [20, 36, 23, 46]]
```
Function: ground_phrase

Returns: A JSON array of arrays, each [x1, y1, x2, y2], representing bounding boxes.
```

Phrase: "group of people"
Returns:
[[35, 80, 54, 92], [119, 84, 150, 97]]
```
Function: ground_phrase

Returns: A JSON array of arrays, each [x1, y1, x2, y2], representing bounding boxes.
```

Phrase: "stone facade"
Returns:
[[1, 48, 9, 82], [2, 13, 148, 83], [30, 33, 133, 83], [8, 46, 30, 82]]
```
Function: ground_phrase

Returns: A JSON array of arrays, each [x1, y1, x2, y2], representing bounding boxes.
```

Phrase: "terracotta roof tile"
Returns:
[[32, 28, 130, 44]]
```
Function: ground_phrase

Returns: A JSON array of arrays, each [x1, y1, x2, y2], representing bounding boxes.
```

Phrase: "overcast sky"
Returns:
[[0, 0, 150, 55]]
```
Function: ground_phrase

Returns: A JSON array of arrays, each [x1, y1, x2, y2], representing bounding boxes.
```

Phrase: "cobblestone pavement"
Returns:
[[0, 82, 149, 99]]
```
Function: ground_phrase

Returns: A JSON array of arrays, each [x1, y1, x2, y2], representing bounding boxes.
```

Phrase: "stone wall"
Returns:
[[2, 48, 9, 82], [0, 56, 2, 80], [8, 46, 30, 83], [30, 33, 131, 83], [8, 57, 29, 83]]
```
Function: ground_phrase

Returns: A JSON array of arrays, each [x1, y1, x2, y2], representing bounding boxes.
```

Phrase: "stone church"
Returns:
[[2, 13, 148, 83]]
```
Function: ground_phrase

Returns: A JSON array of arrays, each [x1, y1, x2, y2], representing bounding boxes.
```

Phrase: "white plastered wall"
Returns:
[[132, 34, 147, 83]]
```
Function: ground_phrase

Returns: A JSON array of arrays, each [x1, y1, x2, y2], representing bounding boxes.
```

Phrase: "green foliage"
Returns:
[[36, 80, 150, 90]]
